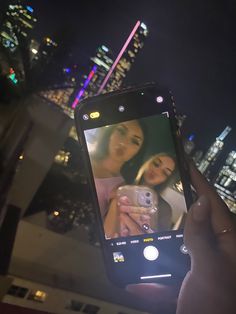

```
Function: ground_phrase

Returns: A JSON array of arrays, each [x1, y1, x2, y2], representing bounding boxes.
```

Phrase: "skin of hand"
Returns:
[[176, 162, 236, 314], [103, 198, 120, 238], [118, 195, 155, 236], [126, 162, 236, 314]]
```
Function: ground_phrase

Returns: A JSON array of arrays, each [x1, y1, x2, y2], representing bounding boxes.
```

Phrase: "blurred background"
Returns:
[[0, 1, 235, 313]]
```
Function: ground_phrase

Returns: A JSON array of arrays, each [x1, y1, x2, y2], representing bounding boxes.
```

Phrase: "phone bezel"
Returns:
[[74, 83, 192, 286]]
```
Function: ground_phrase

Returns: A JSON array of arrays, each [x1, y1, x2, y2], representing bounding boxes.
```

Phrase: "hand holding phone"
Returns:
[[116, 185, 158, 236], [75, 83, 193, 286]]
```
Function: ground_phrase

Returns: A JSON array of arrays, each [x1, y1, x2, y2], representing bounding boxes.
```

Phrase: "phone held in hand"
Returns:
[[117, 185, 158, 212], [74, 83, 193, 286]]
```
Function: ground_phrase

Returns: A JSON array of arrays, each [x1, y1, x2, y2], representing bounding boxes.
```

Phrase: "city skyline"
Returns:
[[1, 0, 235, 152], [26, 0, 236, 152]]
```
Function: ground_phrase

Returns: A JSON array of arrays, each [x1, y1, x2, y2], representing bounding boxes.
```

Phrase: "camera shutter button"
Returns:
[[143, 245, 159, 261]]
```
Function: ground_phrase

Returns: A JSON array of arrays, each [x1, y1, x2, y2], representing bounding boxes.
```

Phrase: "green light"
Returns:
[[8, 72, 18, 84]]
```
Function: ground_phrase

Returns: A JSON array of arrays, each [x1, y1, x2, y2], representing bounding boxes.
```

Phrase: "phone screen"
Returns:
[[76, 86, 191, 285]]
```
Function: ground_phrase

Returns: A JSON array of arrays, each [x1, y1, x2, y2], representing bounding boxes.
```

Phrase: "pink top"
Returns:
[[94, 176, 124, 220]]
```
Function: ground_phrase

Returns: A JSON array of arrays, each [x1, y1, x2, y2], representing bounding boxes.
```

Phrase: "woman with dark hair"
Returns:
[[133, 152, 177, 232], [104, 153, 177, 238], [90, 119, 147, 221]]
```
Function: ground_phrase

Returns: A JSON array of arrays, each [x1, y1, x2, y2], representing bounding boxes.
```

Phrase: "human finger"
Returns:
[[184, 195, 217, 268], [128, 213, 153, 232], [120, 218, 129, 237], [119, 205, 151, 215], [118, 195, 131, 205], [120, 213, 143, 236], [126, 283, 179, 313]]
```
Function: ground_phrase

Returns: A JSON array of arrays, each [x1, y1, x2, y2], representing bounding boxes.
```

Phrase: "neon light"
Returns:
[[97, 20, 141, 94], [26, 6, 34, 13], [102, 45, 109, 52], [72, 65, 97, 109], [141, 22, 147, 30], [188, 134, 195, 141]]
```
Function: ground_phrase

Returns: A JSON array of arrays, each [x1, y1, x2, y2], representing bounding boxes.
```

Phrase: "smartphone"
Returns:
[[117, 185, 158, 210], [75, 83, 193, 286], [117, 185, 158, 235]]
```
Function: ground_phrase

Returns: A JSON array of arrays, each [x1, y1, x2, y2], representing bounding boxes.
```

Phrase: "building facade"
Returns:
[[198, 126, 232, 178], [0, 1, 37, 52], [71, 45, 114, 108], [214, 150, 236, 213], [103, 21, 148, 93]]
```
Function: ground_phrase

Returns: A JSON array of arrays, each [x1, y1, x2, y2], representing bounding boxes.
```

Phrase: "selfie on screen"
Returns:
[[84, 113, 187, 239]]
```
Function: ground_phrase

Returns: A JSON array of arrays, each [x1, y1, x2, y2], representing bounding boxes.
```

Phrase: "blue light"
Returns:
[[64, 68, 71, 73], [188, 134, 195, 141], [26, 6, 34, 13], [102, 45, 109, 52]]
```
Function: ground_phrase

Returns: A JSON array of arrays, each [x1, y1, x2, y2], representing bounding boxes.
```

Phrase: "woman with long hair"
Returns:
[[89, 119, 147, 221], [104, 152, 177, 238]]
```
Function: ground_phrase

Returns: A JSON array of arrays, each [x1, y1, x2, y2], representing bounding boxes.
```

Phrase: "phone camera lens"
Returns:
[[146, 192, 151, 197], [118, 105, 125, 112], [83, 114, 89, 120], [146, 199, 151, 205], [156, 96, 164, 103]]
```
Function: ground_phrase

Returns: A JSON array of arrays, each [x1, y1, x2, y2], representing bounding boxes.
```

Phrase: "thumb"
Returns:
[[184, 195, 216, 267]]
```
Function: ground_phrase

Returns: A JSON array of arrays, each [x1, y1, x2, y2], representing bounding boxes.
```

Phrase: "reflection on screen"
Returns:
[[84, 114, 187, 240]]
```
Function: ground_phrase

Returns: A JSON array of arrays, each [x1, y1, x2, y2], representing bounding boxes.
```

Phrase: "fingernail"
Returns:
[[140, 214, 150, 222], [121, 228, 129, 236], [192, 195, 209, 221], [119, 196, 130, 205]]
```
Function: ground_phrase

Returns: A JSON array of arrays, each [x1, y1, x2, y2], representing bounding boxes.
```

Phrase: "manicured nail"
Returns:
[[192, 195, 209, 221]]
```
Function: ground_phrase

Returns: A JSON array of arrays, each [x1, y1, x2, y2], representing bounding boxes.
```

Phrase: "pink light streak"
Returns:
[[72, 65, 97, 109], [97, 20, 141, 95]]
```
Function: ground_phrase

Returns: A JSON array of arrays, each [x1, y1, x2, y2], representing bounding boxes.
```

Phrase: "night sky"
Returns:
[[29, 0, 236, 154]]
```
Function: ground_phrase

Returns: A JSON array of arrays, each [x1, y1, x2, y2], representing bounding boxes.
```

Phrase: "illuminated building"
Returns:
[[87, 45, 114, 95], [72, 65, 98, 109], [72, 21, 148, 109], [37, 37, 79, 118], [183, 134, 195, 155], [0, 1, 37, 52], [39, 87, 75, 118], [38, 36, 58, 64], [29, 38, 40, 62], [98, 21, 148, 94], [192, 150, 203, 167], [71, 45, 114, 108], [214, 150, 236, 213], [198, 126, 232, 177]]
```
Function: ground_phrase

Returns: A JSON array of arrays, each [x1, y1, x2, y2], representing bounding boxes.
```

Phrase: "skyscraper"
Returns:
[[0, 1, 37, 52], [71, 45, 114, 108], [183, 134, 195, 155], [214, 150, 236, 213], [198, 126, 232, 177], [98, 21, 148, 94]]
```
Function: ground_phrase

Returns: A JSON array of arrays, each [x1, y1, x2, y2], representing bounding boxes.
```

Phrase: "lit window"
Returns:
[[28, 290, 47, 303]]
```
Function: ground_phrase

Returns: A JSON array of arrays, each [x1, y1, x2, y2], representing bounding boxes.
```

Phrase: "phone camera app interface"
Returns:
[[84, 114, 187, 240]]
